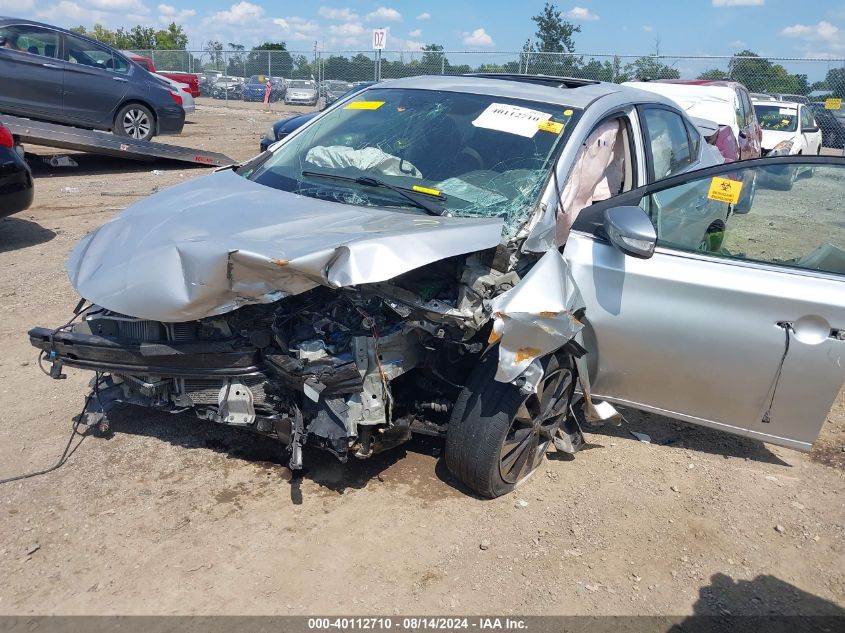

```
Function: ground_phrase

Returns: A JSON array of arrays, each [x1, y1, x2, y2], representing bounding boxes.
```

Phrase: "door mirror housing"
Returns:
[[803, 125, 820, 133], [603, 206, 657, 259]]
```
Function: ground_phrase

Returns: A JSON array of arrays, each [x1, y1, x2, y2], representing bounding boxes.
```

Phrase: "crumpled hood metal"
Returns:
[[67, 169, 504, 322], [489, 249, 585, 382]]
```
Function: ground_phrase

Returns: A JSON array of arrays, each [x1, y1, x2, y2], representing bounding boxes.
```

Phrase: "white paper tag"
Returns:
[[472, 103, 552, 138], [779, 107, 796, 115]]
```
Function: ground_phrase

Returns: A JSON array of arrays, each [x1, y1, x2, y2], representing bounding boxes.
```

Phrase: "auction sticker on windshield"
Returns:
[[707, 177, 743, 205], [346, 101, 385, 110], [472, 103, 552, 138]]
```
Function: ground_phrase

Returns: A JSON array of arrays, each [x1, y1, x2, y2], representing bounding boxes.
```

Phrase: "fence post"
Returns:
[[441, 52, 445, 75], [268, 50, 271, 78]]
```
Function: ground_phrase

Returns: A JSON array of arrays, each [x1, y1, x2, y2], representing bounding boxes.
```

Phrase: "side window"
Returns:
[[0, 25, 59, 58], [683, 118, 701, 162], [740, 90, 754, 127], [641, 108, 693, 180], [64, 34, 127, 73], [641, 162, 845, 276], [734, 91, 747, 128], [800, 107, 813, 130]]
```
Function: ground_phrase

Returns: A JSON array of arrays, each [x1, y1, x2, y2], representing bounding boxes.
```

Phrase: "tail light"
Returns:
[[0, 124, 13, 148], [181, 86, 191, 93], [168, 90, 183, 106]]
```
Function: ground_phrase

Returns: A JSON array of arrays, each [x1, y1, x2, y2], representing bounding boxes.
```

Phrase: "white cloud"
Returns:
[[318, 7, 359, 21], [273, 16, 321, 41], [782, 20, 845, 53], [366, 6, 402, 22], [87, 0, 149, 11], [408, 28, 422, 37], [204, 1, 264, 27], [1, 0, 34, 9], [328, 21, 364, 37], [462, 27, 494, 47], [416, 12, 430, 20], [37, 1, 108, 24], [158, 3, 195, 23], [642, 25, 653, 32], [712, 0, 764, 6], [564, 6, 599, 21]]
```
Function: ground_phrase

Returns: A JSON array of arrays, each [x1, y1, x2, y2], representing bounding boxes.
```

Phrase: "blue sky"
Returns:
[[3, 0, 845, 57]]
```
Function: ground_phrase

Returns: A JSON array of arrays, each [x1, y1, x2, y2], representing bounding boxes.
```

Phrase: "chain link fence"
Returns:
[[131, 49, 845, 109]]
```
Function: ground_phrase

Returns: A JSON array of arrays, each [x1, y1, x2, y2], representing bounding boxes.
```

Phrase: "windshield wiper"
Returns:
[[301, 171, 446, 216]]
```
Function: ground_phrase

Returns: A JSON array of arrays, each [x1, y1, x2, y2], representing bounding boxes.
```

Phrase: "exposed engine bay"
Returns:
[[33, 250, 540, 469]]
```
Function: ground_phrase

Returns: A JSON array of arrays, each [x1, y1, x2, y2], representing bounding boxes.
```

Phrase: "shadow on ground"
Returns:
[[103, 404, 459, 503], [0, 216, 56, 254], [584, 406, 791, 467], [665, 572, 845, 632]]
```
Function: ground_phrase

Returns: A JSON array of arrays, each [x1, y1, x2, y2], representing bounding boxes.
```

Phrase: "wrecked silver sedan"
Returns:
[[30, 75, 845, 498]]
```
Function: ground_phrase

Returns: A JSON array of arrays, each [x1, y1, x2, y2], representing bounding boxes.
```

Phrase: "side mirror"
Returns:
[[603, 206, 657, 259], [803, 125, 819, 133]]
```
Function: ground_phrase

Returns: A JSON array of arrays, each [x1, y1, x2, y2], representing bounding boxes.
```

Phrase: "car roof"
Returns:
[[625, 81, 737, 103], [372, 74, 636, 109], [656, 79, 746, 89], [753, 99, 800, 108]]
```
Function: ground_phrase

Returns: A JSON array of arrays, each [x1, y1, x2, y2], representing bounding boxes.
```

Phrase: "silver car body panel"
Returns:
[[564, 231, 845, 451], [67, 169, 504, 323]]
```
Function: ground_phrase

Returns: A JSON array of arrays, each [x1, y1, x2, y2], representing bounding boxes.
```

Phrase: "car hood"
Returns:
[[272, 112, 318, 135], [761, 129, 797, 150], [67, 169, 504, 322]]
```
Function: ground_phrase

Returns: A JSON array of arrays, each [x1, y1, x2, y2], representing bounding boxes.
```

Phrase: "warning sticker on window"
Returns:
[[346, 101, 385, 110], [472, 103, 552, 138], [707, 177, 744, 205], [537, 120, 564, 134], [825, 98, 842, 110]]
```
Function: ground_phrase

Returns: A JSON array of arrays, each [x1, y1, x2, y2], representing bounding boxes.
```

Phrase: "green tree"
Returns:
[[697, 68, 730, 81], [822, 67, 845, 98], [524, 3, 581, 75], [727, 50, 808, 94], [247, 42, 293, 78], [625, 56, 680, 81]]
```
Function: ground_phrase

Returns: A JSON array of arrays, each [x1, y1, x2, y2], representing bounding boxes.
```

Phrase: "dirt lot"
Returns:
[[0, 100, 843, 617]]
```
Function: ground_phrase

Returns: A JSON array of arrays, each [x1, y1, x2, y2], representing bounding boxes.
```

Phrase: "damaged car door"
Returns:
[[566, 155, 845, 450]]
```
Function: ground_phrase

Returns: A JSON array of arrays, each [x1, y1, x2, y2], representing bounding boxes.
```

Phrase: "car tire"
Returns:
[[445, 348, 576, 499], [114, 103, 155, 141]]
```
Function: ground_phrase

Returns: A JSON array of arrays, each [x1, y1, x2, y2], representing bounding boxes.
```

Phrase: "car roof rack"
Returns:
[[463, 73, 600, 89]]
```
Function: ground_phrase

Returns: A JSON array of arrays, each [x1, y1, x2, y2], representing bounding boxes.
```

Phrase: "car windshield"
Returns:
[[239, 87, 577, 234], [755, 104, 798, 131], [326, 81, 349, 90], [290, 80, 314, 89], [248, 75, 265, 83]]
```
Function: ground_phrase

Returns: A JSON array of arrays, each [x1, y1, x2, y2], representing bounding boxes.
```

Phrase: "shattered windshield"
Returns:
[[239, 87, 577, 235]]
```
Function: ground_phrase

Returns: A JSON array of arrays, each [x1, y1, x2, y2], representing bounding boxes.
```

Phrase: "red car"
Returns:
[[126, 54, 199, 98]]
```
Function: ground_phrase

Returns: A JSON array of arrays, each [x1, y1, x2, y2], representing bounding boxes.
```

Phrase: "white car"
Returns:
[[752, 99, 822, 157], [154, 73, 195, 116]]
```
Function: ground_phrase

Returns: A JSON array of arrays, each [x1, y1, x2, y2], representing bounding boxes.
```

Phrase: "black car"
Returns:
[[809, 103, 845, 149], [259, 82, 376, 151], [0, 18, 184, 141], [0, 121, 33, 217]]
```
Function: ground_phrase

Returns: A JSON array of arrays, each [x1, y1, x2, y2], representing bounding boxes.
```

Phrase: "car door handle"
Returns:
[[113, 77, 128, 82], [42, 62, 61, 69]]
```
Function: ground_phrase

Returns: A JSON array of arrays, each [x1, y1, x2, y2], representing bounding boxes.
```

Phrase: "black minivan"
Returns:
[[0, 18, 184, 141]]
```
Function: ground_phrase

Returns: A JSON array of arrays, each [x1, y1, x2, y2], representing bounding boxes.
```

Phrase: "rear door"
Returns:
[[0, 24, 63, 118], [59, 33, 131, 126], [565, 156, 845, 450], [737, 88, 762, 159]]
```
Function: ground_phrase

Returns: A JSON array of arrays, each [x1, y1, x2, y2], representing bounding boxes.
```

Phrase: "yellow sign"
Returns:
[[258, 75, 265, 82], [707, 177, 744, 205], [412, 185, 441, 197], [345, 101, 385, 110], [825, 98, 842, 110], [537, 120, 564, 134]]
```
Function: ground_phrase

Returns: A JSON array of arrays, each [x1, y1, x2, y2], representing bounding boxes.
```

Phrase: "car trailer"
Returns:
[[3, 114, 233, 167]]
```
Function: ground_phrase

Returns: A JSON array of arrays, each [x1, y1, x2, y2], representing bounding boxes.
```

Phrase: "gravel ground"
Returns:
[[0, 100, 843, 616]]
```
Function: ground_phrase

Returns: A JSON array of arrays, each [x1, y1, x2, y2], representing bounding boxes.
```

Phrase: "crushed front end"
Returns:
[[30, 251, 525, 469]]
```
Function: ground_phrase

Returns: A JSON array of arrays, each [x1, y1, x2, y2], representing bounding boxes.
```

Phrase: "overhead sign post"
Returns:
[[372, 28, 387, 81]]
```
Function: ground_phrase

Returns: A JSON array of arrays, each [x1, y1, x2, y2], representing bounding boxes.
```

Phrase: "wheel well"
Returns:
[[113, 100, 158, 131]]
